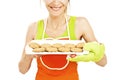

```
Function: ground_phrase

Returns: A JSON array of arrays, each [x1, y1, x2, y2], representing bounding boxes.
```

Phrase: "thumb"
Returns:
[[33, 54, 41, 58], [83, 41, 98, 51], [100, 43, 105, 54]]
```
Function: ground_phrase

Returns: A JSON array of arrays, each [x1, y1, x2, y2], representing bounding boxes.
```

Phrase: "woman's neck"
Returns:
[[47, 14, 66, 29]]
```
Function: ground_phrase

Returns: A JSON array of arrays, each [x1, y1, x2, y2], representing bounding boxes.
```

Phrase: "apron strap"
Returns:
[[68, 16, 77, 40], [35, 20, 44, 40]]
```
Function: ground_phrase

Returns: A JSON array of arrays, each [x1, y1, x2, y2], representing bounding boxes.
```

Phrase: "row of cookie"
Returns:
[[32, 46, 83, 52], [29, 42, 84, 52], [29, 42, 84, 49]]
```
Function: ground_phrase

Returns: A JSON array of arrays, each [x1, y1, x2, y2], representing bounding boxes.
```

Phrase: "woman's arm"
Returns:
[[77, 17, 107, 67], [18, 23, 37, 74], [95, 54, 107, 67], [18, 51, 34, 74]]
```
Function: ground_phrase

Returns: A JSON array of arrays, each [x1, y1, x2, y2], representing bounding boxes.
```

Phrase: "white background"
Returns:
[[0, 0, 120, 80]]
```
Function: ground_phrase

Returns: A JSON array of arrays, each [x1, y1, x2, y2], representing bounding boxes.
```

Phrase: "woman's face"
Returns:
[[44, 0, 69, 16]]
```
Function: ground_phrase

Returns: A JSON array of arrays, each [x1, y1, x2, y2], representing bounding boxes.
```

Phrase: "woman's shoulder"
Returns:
[[75, 16, 88, 23], [73, 16, 90, 27], [27, 18, 45, 34], [70, 16, 91, 32], [68, 15, 88, 24], [69, 15, 87, 20]]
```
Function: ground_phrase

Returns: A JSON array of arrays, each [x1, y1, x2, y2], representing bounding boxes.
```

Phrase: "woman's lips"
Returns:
[[50, 6, 62, 11]]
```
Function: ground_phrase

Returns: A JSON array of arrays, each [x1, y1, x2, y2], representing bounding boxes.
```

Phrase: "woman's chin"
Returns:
[[50, 13, 62, 17], [48, 9, 64, 17]]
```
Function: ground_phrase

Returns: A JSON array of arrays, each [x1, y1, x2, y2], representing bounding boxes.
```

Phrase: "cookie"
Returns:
[[41, 43, 51, 48], [29, 42, 40, 49], [52, 43, 63, 48], [58, 47, 70, 52], [46, 47, 58, 52], [71, 48, 83, 52], [76, 42, 85, 48], [64, 43, 75, 48], [32, 47, 45, 52]]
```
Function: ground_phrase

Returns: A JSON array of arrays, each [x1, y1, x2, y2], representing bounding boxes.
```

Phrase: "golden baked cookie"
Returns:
[[58, 47, 70, 52], [64, 43, 75, 48], [76, 42, 85, 48], [29, 42, 40, 49], [46, 47, 58, 52], [32, 48, 45, 52], [71, 48, 83, 52], [41, 43, 51, 48], [52, 43, 63, 48]]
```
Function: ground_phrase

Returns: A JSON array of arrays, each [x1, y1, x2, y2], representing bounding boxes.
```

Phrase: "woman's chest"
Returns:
[[45, 25, 67, 38]]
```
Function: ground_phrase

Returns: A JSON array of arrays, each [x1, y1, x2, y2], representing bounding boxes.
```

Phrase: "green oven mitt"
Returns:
[[68, 42, 105, 62]]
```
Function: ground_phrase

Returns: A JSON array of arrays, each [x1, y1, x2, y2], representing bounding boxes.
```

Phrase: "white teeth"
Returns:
[[50, 6, 61, 11], [52, 7, 60, 11]]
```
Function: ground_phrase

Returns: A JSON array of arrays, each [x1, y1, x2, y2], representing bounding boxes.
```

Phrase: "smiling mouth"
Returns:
[[50, 6, 62, 11]]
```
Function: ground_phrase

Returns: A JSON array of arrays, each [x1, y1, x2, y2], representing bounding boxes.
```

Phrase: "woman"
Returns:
[[18, 0, 107, 80]]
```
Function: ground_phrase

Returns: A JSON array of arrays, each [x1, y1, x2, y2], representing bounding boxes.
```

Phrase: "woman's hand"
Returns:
[[18, 52, 41, 74], [33, 54, 41, 58]]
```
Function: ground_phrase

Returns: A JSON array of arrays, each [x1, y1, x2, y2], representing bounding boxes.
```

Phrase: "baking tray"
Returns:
[[25, 40, 89, 55]]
